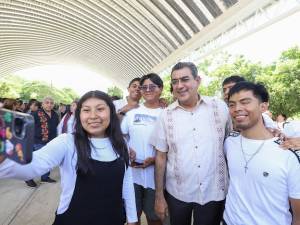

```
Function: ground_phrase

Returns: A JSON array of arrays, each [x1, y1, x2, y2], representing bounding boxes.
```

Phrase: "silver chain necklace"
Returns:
[[240, 135, 266, 173]]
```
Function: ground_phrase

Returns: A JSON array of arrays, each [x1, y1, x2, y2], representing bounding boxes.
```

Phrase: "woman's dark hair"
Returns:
[[74, 90, 129, 174]]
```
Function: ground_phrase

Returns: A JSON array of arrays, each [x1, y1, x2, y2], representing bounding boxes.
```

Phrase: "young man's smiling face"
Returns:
[[228, 90, 267, 131]]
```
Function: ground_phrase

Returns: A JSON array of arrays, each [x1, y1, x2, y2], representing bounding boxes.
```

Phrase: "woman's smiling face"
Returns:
[[80, 97, 110, 138]]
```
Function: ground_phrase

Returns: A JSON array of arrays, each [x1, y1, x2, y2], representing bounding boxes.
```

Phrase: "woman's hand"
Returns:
[[281, 137, 300, 150], [132, 157, 155, 169], [128, 148, 136, 162]]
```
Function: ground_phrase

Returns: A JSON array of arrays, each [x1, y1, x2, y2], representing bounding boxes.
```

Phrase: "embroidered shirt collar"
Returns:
[[168, 95, 210, 111]]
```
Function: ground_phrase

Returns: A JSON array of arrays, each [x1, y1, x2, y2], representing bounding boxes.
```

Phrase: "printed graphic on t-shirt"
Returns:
[[133, 114, 157, 125]]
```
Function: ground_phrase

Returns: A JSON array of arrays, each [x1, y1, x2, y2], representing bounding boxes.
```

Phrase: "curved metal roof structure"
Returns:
[[0, 0, 271, 87]]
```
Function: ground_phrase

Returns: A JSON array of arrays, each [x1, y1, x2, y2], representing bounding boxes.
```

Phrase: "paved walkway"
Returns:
[[0, 168, 147, 225]]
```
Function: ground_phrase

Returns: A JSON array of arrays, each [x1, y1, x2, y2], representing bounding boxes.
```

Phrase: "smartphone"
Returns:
[[131, 158, 144, 167], [0, 108, 34, 164]]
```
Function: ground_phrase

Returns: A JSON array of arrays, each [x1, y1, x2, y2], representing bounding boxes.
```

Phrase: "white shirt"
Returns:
[[224, 135, 300, 225], [283, 120, 300, 137], [262, 112, 277, 129], [150, 96, 231, 204], [121, 104, 163, 189], [113, 98, 128, 112], [0, 134, 138, 223], [57, 114, 75, 135]]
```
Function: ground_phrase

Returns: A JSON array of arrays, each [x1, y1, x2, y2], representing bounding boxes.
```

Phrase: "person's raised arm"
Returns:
[[0, 134, 69, 180]]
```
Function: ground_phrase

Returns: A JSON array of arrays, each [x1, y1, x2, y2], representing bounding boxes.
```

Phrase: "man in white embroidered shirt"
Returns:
[[150, 62, 231, 225], [224, 81, 300, 225]]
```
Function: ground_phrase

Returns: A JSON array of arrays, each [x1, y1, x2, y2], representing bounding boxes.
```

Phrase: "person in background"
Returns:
[[222, 75, 246, 103], [25, 96, 59, 187], [114, 77, 142, 117], [0, 91, 138, 225], [24, 99, 40, 114], [57, 99, 78, 135], [276, 113, 287, 131], [3, 98, 17, 111], [24, 98, 40, 188], [121, 73, 164, 225], [58, 103, 67, 119], [15, 99, 25, 112]]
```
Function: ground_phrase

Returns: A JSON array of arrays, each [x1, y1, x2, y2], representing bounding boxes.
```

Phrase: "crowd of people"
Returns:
[[0, 61, 300, 225]]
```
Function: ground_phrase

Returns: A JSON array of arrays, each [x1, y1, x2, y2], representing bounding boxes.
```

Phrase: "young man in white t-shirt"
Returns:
[[224, 81, 300, 225], [114, 77, 142, 116]]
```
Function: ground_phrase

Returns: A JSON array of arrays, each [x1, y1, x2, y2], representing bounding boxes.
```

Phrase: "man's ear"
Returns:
[[195, 75, 201, 85]]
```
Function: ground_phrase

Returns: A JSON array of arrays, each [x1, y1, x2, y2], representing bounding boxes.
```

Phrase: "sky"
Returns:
[[14, 7, 300, 97]]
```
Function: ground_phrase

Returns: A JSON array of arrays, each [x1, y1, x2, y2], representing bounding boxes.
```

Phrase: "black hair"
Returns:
[[228, 81, 269, 103], [24, 99, 39, 112], [74, 90, 129, 174], [171, 62, 198, 78], [277, 113, 287, 120], [128, 77, 141, 87], [222, 75, 246, 87], [140, 73, 163, 88]]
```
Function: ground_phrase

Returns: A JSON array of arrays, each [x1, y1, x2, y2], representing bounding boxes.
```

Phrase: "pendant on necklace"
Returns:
[[244, 165, 248, 173]]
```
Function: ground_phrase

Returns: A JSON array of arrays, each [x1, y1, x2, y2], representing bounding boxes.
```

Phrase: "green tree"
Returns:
[[258, 47, 300, 117], [107, 86, 123, 99], [0, 82, 10, 97]]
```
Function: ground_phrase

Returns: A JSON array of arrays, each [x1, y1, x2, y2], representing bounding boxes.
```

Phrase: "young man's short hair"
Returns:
[[222, 75, 246, 87], [128, 77, 141, 87], [171, 62, 198, 78], [228, 81, 269, 103]]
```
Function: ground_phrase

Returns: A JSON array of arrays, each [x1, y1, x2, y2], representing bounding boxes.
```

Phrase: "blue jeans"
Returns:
[[34, 144, 50, 180]]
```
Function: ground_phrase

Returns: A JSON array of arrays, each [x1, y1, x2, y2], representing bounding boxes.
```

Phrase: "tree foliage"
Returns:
[[107, 86, 123, 99], [160, 46, 300, 118], [0, 75, 78, 104]]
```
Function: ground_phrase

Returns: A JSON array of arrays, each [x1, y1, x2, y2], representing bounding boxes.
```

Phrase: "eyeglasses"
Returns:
[[139, 84, 158, 92]]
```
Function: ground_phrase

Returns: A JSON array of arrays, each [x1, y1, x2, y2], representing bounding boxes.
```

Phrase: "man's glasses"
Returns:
[[139, 84, 158, 92]]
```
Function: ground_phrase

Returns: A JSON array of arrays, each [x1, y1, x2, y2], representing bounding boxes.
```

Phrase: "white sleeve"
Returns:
[[121, 114, 129, 135], [0, 134, 69, 180], [57, 115, 65, 135], [262, 113, 277, 129], [287, 152, 300, 199], [122, 166, 138, 223], [149, 112, 168, 152]]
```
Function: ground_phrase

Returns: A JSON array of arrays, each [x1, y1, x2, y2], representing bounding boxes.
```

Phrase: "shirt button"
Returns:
[[193, 128, 196, 131], [195, 146, 198, 149], [198, 165, 201, 168], [191, 112, 194, 115]]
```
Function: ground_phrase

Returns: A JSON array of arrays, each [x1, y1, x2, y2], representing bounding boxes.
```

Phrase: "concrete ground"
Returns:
[[0, 168, 147, 225]]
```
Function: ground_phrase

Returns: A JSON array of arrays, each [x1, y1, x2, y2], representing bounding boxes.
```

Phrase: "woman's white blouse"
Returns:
[[0, 134, 137, 223]]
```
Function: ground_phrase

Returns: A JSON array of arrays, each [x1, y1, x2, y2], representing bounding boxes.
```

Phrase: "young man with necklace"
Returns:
[[224, 81, 300, 225]]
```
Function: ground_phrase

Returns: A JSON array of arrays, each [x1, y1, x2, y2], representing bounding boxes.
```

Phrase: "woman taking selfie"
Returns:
[[0, 91, 137, 225]]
